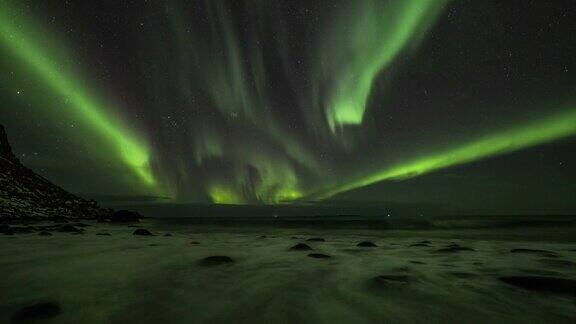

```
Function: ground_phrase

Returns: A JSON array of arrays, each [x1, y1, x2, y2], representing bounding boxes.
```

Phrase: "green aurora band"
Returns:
[[2, 1, 575, 206], [318, 0, 448, 132], [307, 108, 576, 200], [0, 2, 157, 189]]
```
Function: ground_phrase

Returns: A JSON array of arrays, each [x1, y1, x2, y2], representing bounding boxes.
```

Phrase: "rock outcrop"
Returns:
[[0, 125, 111, 220]]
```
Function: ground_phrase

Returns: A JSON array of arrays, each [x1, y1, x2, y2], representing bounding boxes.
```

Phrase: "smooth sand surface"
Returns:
[[1, 219, 575, 323]]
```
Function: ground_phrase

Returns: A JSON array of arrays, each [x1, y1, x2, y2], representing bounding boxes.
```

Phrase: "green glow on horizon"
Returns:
[[0, 2, 157, 188], [320, 0, 447, 132], [208, 184, 245, 205], [309, 108, 576, 200]]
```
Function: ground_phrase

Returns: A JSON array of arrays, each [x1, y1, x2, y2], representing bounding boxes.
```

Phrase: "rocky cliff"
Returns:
[[0, 125, 111, 220]]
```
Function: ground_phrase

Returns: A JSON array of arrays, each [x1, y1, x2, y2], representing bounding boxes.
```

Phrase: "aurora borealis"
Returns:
[[1, 0, 575, 213]]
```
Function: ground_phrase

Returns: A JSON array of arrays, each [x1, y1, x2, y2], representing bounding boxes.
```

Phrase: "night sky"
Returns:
[[1, 0, 575, 214]]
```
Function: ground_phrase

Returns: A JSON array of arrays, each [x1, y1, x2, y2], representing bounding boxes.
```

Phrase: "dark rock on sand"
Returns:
[[11, 301, 61, 322], [110, 210, 143, 222], [38, 231, 52, 236], [58, 225, 83, 233], [2, 225, 15, 235], [409, 261, 426, 265], [510, 248, 560, 258], [164, 233, 172, 237], [132, 229, 153, 236], [500, 276, 576, 295], [372, 275, 410, 286], [409, 243, 430, 247], [307, 253, 331, 259], [436, 244, 475, 253], [307, 238, 325, 242], [190, 241, 201, 245], [96, 233, 111, 236], [357, 241, 377, 247], [199, 256, 234, 266], [290, 243, 313, 251]]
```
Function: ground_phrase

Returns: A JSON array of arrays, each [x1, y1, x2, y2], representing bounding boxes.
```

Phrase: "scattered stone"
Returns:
[[110, 209, 143, 222], [372, 275, 410, 286], [2, 226, 15, 235], [409, 243, 430, 247], [357, 241, 377, 247], [436, 244, 475, 253], [190, 241, 201, 245], [307, 253, 331, 259], [199, 256, 234, 266], [306, 238, 325, 242], [58, 225, 83, 233], [260, 235, 267, 238], [290, 243, 313, 251], [96, 233, 111, 236], [164, 233, 172, 237], [11, 302, 61, 322], [38, 231, 52, 236], [500, 276, 576, 295], [510, 249, 560, 258], [418, 240, 432, 244], [132, 229, 153, 236]]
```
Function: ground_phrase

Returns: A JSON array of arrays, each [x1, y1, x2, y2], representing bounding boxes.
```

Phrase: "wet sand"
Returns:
[[1, 218, 575, 323]]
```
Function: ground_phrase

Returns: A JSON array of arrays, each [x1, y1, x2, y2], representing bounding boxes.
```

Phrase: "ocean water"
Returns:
[[1, 217, 575, 323]]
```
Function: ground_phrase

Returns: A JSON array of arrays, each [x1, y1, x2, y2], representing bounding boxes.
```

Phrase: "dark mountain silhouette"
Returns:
[[0, 125, 111, 220]]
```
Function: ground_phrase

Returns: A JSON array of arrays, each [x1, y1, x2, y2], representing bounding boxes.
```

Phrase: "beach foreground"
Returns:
[[1, 218, 575, 323]]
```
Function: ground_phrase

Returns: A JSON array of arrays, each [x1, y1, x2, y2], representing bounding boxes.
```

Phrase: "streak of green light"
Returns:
[[0, 2, 156, 188], [311, 108, 576, 199]]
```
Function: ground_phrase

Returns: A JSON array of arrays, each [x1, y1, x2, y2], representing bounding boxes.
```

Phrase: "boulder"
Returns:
[[357, 241, 377, 247], [11, 302, 61, 322], [133, 229, 153, 236], [374, 275, 410, 284], [500, 276, 576, 295], [510, 248, 560, 258], [290, 243, 313, 251], [436, 244, 475, 253], [58, 225, 83, 233], [307, 253, 331, 259], [110, 210, 143, 222]]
